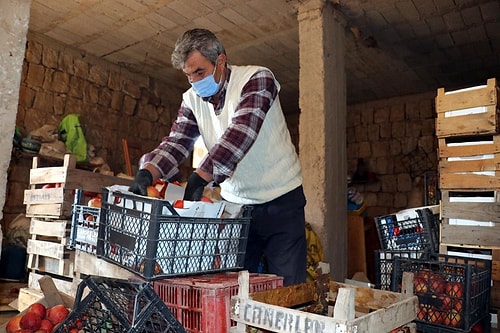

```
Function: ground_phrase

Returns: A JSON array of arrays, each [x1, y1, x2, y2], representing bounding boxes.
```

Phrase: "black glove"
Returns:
[[129, 169, 153, 196], [183, 172, 209, 201]]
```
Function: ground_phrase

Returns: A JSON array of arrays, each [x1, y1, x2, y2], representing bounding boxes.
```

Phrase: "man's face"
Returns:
[[182, 50, 224, 84]]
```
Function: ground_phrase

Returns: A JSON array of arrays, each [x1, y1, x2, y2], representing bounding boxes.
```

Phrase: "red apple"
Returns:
[[444, 309, 462, 328], [417, 269, 431, 280], [453, 298, 463, 312], [146, 185, 161, 198], [417, 304, 429, 321], [414, 277, 428, 294], [471, 322, 484, 333], [39, 319, 54, 332], [47, 304, 69, 325], [88, 197, 102, 208], [27, 302, 46, 319], [427, 308, 444, 324], [20, 311, 42, 331], [446, 281, 464, 298], [6, 314, 22, 333], [42, 183, 55, 189], [438, 295, 452, 310], [428, 274, 446, 294]]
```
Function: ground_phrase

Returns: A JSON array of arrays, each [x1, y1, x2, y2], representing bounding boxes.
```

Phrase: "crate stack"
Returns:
[[435, 77, 500, 312], [23, 153, 131, 281], [63, 178, 284, 332], [374, 206, 440, 290]]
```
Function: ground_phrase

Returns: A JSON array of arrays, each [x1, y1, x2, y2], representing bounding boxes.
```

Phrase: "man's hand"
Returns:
[[129, 169, 153, 196], [183, 172, 209, 201]]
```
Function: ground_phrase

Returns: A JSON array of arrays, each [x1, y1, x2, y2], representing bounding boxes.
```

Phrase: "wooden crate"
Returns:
[[74, 250, 134, 280], [26, 218, 74, 278], [440, 190, 500, 248], [24, 154, 131, 218], [230, 271, 418, 333], [438, 135, 500, 190], [436, 78, 499, 138]]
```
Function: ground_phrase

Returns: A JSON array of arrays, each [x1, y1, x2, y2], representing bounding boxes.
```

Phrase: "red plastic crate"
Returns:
[[152, 271, 283, 333]]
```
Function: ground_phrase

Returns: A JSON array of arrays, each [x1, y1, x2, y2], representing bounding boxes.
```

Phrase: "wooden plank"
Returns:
[[29, 154, 131, 193], [17, 288, 44, 312], [27, 239, 66, 259], [28, 272, 79, 297], [440, 171, 500, 190], [29, 219, 68, 238], [439, 154, 500, 173], [348, 215, 366, 278], [27, 255, 75, 278], [23, 187, 65, 204], [436, 78, 498, 112], [74, 250, 133, 280], [491, 280, 500, 309], [438, 136, 500, 158], [441, 190, 500, 223], [440, 223, 500, 248], [230, 293, 417, 333], [25, 203, 66, 218], [436, 105, 499, 137]]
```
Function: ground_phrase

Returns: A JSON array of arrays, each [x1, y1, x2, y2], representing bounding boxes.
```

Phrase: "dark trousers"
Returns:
[[243, 185, 307, 286]]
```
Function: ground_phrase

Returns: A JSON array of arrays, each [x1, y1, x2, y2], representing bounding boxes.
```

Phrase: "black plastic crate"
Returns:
[[416, 313, 491, 333], [97, 188, 251, 280], [69, 204, 101, 254], [375, 207, 440, 252], [374, 249, 430, 290], [53, 276, 186, 333], [391, 254, 491, 332]]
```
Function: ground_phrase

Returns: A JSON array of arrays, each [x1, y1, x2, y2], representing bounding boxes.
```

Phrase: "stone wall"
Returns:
[[3, 32, 187, 230], [17, 32, 185, 174], [346, 92, 439, 218]]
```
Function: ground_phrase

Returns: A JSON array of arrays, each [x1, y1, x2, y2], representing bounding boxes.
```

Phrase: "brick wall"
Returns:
[[346, 92, 439, 218]]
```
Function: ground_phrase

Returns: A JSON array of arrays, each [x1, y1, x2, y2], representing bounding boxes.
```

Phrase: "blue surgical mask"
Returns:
[[191, 65, 222, 98]]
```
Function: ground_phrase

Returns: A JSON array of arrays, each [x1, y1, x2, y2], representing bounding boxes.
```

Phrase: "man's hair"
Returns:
[[171, 28, 226, 69]]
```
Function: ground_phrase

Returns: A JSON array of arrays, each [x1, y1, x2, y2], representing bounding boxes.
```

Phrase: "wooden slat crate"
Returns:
[[24, 154, 132, 218], [436, 77, 499, 138], [26, 218, 74, 278], [230, 271, 418, 333], [438, 134, 500, 172], [440, 190, 500, 248]]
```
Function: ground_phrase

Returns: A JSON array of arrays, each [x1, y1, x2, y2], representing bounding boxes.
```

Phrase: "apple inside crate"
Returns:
[[0, 276, 74, 333], [391, 254, 491, 332]]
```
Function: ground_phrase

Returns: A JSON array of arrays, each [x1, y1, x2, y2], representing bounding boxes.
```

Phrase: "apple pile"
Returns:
[[6, 303, 70, 333], [413, 270, 465, 328]]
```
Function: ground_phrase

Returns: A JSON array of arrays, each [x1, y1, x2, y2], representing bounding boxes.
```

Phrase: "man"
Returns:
[[129, 28, 306, 286]]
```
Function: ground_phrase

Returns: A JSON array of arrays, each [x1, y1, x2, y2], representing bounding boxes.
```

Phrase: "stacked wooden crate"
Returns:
[[23, 154, 131, 280], [435, 77, 500, 309]]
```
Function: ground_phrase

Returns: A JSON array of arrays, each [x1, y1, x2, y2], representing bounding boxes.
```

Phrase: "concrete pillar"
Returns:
[[0, 0, 32, 222], [298, 0, 347, 281]]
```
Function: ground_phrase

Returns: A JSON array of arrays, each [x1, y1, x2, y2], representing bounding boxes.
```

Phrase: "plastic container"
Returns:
[[152, 272, 284, 333], [53, 276, 186, 333], [374, 249, 430, 290], [97, 188, 251, 280], [375, 207, 440, 253], [391, 254, 491, 332], [69, 204, 101, 254]]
